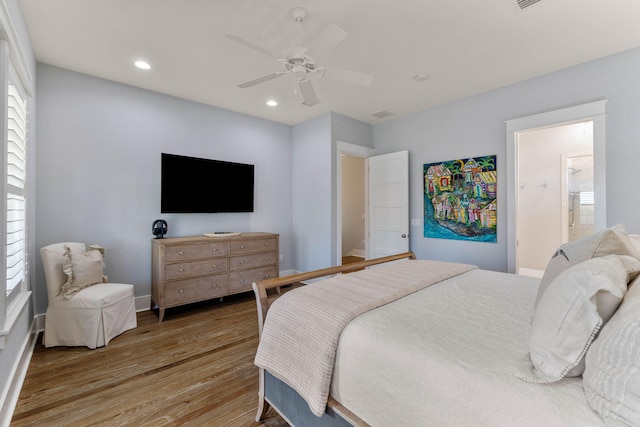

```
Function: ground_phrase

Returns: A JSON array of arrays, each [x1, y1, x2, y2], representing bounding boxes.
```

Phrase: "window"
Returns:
[[6, 65, 27, 302], [0, 35, 31, 344]]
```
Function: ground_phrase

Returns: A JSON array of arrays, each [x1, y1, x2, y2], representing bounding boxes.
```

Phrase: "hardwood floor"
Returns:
[[11, 293, 288, 426], [342, 255, 364, 271], [341, 255, 363, 265]]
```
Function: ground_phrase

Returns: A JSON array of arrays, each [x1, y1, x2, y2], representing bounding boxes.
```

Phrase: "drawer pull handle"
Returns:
[[264, 274, 270, 278], [179, 251, 184, 255], [212, 265, 217, 268], [265, 243, 270, 246], [179, 268, 184, 272], [179, 290, 184, 294], [211, 248, 217, 252], [212, 284, 217, 288], [240, 260, 245, 264], [265, 257, 270, 261], [240, 279, 245, 283], [240, 245, 244, 249]]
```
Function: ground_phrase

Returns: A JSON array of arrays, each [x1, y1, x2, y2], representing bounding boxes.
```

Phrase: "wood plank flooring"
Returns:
[[11, 292, 288, 426], [342, 255, 364, 271], [341, 255, 363, 265]]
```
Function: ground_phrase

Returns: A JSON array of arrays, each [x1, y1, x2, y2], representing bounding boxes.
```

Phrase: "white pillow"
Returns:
[[583, 276, 640, 425], [515, 254, 640, 383], [59, 244, 108, 299], [535, 224, 640, 308], [629, 234, 640, 253]]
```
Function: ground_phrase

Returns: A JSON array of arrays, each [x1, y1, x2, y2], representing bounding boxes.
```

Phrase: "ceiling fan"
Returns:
[[226, 7, 374, 106]]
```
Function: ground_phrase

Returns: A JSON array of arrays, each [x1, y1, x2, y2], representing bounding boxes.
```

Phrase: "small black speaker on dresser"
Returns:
[[152, 219, 167, 239]]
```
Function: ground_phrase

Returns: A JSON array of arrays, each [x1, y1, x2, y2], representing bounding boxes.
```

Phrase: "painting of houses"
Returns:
[[423, 155, 497, 242]]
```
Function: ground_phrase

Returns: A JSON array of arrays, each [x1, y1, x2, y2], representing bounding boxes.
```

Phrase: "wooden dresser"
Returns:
[[151, 232, 279, 322]]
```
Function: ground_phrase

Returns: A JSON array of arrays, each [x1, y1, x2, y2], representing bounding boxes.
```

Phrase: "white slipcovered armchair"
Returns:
[[40, 242, 137, 349]]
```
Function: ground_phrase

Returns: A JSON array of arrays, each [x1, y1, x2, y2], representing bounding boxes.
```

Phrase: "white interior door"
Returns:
[[368, 150, 409, 258]]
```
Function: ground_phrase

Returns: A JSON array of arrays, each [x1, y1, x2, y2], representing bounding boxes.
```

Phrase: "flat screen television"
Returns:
[[161, 153, 254, 213]]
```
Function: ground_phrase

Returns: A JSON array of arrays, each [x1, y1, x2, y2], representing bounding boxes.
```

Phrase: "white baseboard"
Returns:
[[346, 249, 365, 258], [0, 322, 39, 427], [519, 268, 544, 278], [34, 313, 45, 333], [279, 269, 298, 277], [301, 277, 332, 285], [135, 295, 151, 312]]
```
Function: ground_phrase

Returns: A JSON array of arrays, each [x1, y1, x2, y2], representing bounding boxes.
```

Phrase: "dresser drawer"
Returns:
[[229, 238, 277, 255], [165, 259, 228, 280], [230, 252, 277, 270], [229, 266, 278, 293], [165, 242, 228, 262], [164, 275, 229, 305]]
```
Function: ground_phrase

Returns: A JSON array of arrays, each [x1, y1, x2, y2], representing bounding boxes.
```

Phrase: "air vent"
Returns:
[[372, 110, 393, 119], [516, 0, 541, 9]]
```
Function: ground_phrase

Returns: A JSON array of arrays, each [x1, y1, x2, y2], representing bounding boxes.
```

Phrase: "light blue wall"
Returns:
[[35, 65, 293, 314], [331, 112, 373, 149], [35, 66, 375, 313], [290, 112, 374, 272], [291, 113, 332, 272], [373, 46, 640, 272]]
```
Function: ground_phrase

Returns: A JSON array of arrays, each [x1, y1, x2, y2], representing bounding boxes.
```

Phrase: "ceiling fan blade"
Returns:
[[238, 72, 283, 88], [226, 33, 278, 59], [298, 78, 319, 106], [305, 24, 347, 58], [321, 67, 374, 87]]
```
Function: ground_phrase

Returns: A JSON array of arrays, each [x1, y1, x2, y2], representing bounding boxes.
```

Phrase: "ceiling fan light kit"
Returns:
[[290, 7, 307, 23], [226, 7, 373, 107]]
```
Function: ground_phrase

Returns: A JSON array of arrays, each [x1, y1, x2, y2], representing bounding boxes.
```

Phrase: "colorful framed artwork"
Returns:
[[423, 155, 497, 243]]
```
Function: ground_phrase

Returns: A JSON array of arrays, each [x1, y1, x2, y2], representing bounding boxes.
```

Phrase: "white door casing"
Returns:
[[505, 100, 606, 274], [368, 150, 410, 258]]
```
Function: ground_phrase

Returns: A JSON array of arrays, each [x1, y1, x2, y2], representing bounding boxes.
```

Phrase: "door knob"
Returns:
[[401, 234, 407, 238]]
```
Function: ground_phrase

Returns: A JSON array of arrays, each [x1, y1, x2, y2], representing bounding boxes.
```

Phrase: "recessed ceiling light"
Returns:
[[413, 74, 429, 82], [266, 99, 278, 107], [134, 60, 151, 70]]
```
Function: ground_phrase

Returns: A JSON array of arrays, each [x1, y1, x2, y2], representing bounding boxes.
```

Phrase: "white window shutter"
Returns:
[[5, 72, 27, 294]]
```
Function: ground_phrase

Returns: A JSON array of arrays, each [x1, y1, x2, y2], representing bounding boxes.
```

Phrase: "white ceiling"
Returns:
[[18, 0, 640, 126]]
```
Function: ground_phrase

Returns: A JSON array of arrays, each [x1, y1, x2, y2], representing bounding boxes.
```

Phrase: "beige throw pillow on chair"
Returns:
[[59, 244, 108, 299]]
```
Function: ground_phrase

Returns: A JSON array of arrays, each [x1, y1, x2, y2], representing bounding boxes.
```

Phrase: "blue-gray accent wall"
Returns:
[[372, 46, 640, 272], [35, 65, 294, 314]]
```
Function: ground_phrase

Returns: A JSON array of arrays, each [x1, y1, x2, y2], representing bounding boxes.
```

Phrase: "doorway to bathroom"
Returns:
[[505, 99, 606, 275], [516, 121, 594, 278]]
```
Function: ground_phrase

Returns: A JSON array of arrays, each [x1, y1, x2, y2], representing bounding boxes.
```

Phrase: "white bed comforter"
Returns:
[[255, 259, 476, 417], [330, 269, 605, 426]]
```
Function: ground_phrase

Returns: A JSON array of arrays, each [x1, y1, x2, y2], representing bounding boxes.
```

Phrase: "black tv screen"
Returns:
[[161, 153, 254, 213]]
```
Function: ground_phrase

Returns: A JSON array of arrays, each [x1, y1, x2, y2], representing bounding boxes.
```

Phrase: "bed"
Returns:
[[252, 226, 640, 426]]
